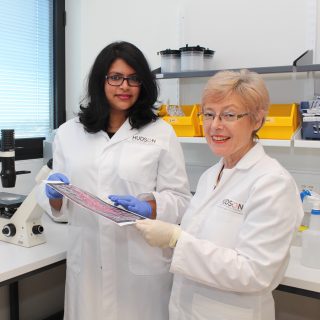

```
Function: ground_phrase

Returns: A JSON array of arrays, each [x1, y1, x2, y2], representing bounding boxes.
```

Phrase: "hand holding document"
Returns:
[[45, 182, 145, 226]]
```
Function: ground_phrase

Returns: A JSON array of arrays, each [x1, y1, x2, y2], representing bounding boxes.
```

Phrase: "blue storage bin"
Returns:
[[300, 100, 320, 140]]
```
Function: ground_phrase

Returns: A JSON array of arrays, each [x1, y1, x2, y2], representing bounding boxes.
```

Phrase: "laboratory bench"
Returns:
[[0, 214, 67, 320], [279, 246, 320, 299], [0, 215, 320, 320]]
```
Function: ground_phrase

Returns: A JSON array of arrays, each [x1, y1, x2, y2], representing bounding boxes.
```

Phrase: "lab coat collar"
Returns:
[[233, 142, 265, 170], [106, 119, 138, 145]]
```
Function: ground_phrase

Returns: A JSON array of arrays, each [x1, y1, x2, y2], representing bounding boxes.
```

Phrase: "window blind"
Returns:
[[0, 0, 53, 139]]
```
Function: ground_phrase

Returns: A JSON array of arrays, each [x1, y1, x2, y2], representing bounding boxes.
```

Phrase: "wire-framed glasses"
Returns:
[[105, 74, 142, 87], [198, 111, 250, 123]]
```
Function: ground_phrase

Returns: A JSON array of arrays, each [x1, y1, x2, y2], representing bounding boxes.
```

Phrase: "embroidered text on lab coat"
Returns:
[[218, 198, 244, 214], [132, 135, 156, 144]]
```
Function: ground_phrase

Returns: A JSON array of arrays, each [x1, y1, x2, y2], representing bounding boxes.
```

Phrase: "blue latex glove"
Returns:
[[45, 173, 70, 199], [108, 195, 152, 218]]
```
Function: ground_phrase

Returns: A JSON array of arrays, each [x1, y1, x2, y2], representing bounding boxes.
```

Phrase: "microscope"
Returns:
[[0, 129, 47, 247]]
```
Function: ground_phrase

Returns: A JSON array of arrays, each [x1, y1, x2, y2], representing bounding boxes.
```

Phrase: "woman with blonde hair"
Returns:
[[136, 69, 304, 320]]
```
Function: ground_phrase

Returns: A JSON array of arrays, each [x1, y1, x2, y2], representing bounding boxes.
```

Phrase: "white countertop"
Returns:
[[1, 216, 320, 294], [0, 213, 67, 284], [282, 246, 320, 293]]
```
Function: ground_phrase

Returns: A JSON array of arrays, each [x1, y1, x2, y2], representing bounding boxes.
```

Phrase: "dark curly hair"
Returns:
[[78, 41, 159, 132]]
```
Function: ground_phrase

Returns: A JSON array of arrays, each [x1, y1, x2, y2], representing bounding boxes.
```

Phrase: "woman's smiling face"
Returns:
[[202, 95, 261, 168], [104, 58, 141, 114]]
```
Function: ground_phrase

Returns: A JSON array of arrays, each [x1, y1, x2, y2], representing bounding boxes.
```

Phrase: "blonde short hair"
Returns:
[[202, 69, 270, 124]]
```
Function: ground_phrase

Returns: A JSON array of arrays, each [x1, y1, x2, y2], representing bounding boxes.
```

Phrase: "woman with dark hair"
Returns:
[[42, 41, 191, 320], [78, 41, 159, 133]]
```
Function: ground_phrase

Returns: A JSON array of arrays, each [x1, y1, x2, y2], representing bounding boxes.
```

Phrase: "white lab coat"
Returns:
[[41, 117, 191, 320], [169, 143, 304, 320]]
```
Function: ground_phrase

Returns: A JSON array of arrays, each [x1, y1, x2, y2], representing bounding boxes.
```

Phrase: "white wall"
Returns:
[[65, 0, 319, 115], [65, 0, 182, 118], [179, 0, 316, 68]]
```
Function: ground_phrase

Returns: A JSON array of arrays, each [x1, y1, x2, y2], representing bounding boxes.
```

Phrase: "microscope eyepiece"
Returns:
[[1, 129, 15, 151], [0, 129, 16, 188]]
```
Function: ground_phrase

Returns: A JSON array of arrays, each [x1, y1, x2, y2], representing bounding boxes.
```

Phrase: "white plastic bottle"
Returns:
[[301, 190, 320, 269]]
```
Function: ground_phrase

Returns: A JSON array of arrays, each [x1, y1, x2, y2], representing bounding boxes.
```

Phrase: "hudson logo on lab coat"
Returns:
[[132, 135, 156, 144], [219, 198, 244, 214]]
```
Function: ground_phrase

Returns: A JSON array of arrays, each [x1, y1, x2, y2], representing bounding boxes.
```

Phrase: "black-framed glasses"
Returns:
[[105, 74, 142, 87], [198, 111, 250, 123]]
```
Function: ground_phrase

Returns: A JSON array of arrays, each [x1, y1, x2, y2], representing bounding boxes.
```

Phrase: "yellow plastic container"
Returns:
[[162, 104, 201, 137], [199, 114, 204, 136], [257, 103, 300, 140]]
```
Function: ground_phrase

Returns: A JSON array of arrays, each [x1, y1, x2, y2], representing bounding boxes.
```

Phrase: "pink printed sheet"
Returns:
[[47, 183, 145, 226]]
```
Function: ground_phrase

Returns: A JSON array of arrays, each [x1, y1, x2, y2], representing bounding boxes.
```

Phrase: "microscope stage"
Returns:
[[0, 192, 26, 208]]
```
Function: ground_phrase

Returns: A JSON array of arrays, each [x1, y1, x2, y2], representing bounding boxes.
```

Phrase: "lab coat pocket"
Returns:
[[192, 294, 254, 320], [66, 225, 82, 274], [118, 143, 160, 186], [198, 206, 244, 247], [127, 227, 171, 275]]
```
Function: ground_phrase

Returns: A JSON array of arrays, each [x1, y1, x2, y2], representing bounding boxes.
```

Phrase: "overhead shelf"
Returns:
[[154, 64, 320, 79], [293, 128, 320, 149], [179, 128, 320, 149], [154, 50, 320, 79], [178, 137, 206, 144], [178, 137, 292, 147], [260, 138, 292, 147]]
